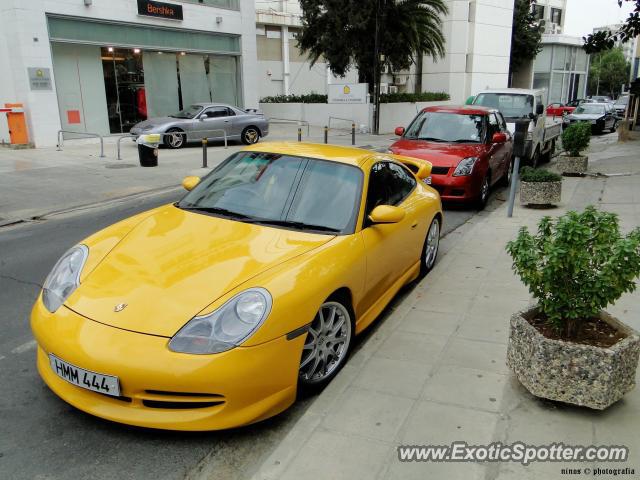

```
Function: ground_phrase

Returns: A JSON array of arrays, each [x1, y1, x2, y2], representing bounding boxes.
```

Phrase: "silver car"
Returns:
[[130, 103, 269, 148]]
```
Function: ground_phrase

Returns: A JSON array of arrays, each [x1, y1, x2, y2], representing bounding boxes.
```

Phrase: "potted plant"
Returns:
[[506, 206, 640, 409], [519, 167, 562, 207], [558, 122, 591, 175]]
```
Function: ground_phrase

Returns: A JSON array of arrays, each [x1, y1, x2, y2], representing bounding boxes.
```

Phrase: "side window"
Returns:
[[203, 107, 228, 118], [365, 162, 415, 215], [487, 113, 499, 138], [535, 96, 543, 113], [226, 107, 236, 116], [497, 112, 507, 132]]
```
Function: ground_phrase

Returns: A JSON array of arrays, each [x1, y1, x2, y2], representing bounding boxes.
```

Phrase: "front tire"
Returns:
[[164, 128, 185, 149], [241, 126, 260, 145], [419, 217, 440, 277], [298, 299, 353, 390], [476, 173, 490, 210]]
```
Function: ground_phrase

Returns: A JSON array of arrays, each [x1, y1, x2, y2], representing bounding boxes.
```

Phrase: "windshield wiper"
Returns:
[[451, 139, 479, 143], [254, 219, 340, 233], [418, 137, 447, 142], [179, 205, 256, 220]]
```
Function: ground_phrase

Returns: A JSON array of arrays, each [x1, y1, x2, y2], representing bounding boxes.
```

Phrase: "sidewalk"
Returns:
[[241, 139, 640, 480], [0, 125, 395, 226]]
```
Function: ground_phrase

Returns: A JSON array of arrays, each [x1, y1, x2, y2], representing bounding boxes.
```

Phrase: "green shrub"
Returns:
[[379, 92, 450, 103], [260, 93, 328, 103], [506, 206, 640, 339], [561, 122, 591, 157], [519, 166, 562, 183]]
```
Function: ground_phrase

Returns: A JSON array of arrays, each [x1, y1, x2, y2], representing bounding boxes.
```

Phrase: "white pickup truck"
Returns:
[[472, 88, 563, 167]]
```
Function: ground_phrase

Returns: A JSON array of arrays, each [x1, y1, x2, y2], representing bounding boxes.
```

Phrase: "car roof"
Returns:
[[476, 88, 542, 96], [193, 102, 237, 109], [422, 104, 494, 115], [241, 142, 375, 167]]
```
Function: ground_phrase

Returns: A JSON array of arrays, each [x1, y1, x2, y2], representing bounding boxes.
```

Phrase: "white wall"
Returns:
[[0, 0, 256, 147], [422, 0, 513, 102], [379, 101, 455, 133], [259, 102, 372, 129]]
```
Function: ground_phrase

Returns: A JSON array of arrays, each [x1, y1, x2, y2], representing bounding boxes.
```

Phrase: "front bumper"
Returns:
[[31, 298, 303, 431], [429, 171, 481, 203]]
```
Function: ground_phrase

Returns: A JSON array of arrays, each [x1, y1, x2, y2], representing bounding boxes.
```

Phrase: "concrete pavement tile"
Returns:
[[495, 463, 582, 479], [399, 401, 500, 446], [412, 291, 473, 314], [439, 337, 510, 374], [456, 313, 511, 344], [397, 309, 462, 336], [305, 364, 359, 417], [384, 457, 486, 480], [322, 386, 415, 441], [374, 330, 449, 364], [278, 430, 391, 480], [353, 356, 433, 400], [421, 365, 508, 413]]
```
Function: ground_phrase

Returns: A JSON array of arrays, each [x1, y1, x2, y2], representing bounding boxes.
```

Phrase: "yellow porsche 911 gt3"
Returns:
[[31, 142, 442, 431]]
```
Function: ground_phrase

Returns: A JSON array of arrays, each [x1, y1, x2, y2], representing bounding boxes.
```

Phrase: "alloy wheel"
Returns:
[[243, 128, 259, 145], [424, 219, 440, 271], [299, 301, 352, 385], [166, 130, 184, 148]]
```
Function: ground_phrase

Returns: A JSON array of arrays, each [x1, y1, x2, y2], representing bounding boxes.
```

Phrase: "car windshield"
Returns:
[[404, 111, 485, 143], [474, 93, 533, 119], [170, 105, 202, 119], [575, 105, 605, 115], [615, 96, 629, 106], [177, 152, 363, 234]]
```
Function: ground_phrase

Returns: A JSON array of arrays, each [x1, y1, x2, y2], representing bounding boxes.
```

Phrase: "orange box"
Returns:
[[5, 103, 29, 145]]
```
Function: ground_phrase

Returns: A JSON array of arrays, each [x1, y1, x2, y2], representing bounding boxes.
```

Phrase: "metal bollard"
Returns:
[[351, 123, 356, 146], [298, 127, 302, 142], [324, 126, 328, 144], [202, 138, 208, 168]]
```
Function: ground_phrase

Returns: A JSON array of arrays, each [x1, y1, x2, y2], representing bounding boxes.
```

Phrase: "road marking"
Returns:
[[11, 340, 36, 354]]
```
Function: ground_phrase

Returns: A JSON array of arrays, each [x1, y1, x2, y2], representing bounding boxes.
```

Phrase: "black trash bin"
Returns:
[[136, 134, 160, 167]]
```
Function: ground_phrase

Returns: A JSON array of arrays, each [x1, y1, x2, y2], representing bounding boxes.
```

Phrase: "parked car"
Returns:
[[471, 88, 562, 167], [130, 103, 269, 148], [588, 95, 613, 104], [613, 95, 629, 117], [567, 99, 589, 107], [546, 102, 576, 117], [389, 105, 513, 209], [30, 143, 443, 431], [564, 102, 618, 134]]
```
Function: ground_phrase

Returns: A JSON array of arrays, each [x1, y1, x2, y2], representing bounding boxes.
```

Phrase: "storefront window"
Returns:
[[102, 48, 147, 134]]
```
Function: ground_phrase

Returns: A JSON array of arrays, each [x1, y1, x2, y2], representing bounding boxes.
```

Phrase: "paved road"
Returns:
[[0, 188, 483, 480]]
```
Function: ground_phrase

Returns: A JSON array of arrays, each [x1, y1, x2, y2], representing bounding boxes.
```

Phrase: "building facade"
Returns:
[[532, 34, 589, 104], [418, 0, 515, 103], [0, 0, 258, 147], [254, 0, 357, 99]]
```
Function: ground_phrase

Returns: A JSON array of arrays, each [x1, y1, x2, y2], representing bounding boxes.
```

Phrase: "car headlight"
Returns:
[[140, 125, 153, 131], [169, 288, 272, 354], [42, 245, 89, 313], [453, 157, 478, 176]]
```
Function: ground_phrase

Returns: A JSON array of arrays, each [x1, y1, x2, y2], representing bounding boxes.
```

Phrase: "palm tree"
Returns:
[[297, 0, 448, 92]]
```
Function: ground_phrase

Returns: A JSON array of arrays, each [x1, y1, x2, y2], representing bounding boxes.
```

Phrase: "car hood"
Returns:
[[567, 113, 603, 120], [65, 205, 333, 337], [390, 139, 486, 167], [132, 117, 181, 130]]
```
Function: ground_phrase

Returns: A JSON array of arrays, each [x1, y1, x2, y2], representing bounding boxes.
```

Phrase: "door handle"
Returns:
[[411, 222, 418, 229]]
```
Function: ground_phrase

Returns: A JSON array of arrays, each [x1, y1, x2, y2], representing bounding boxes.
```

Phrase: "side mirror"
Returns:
[[394, 126, 405, 136], [536, 104, 544, 115], [492, 132, 507, 144], [368, 205, 406, 224], [182, 176, 201, 191]]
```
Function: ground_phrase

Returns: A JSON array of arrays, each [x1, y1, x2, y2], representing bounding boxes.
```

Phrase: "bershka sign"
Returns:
[[137, 0, 183, 20], [328, 83, 368, 104]]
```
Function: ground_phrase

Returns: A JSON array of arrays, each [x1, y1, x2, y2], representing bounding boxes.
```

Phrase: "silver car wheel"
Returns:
[[424, 219, 440, 270], [299, 301, 352, 384], [243, 127, 259, 145], [166, 130, 185, 149]]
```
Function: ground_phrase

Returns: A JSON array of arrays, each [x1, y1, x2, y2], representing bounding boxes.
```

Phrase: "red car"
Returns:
[[546, 103, 576, 117], [389, 105, 513, 209]]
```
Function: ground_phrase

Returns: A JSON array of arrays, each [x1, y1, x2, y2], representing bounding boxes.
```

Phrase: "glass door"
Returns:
[[101, 48, 147, 133]]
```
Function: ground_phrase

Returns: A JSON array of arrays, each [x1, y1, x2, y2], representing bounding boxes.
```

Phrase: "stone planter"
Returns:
[[507, 307, 640, 409], [557, 155, 588, 175], [520, 180, 561, 206]]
